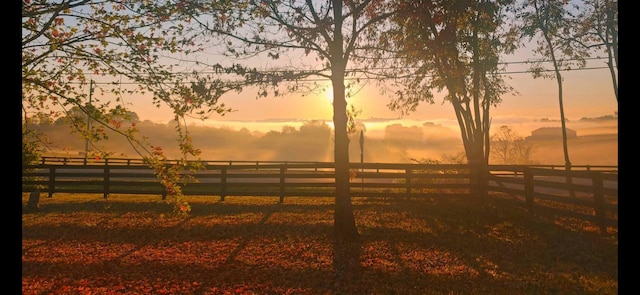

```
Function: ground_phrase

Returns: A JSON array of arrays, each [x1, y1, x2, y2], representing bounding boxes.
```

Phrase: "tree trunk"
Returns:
[[466, 140, 487, 202], [543, 29, 574, 198], [331, 66, 358, 241], [330, 0, 358, 241]]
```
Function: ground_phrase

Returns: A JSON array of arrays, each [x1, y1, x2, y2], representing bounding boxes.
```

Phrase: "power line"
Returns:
[[68, 63, 614, 85], [158, 56, 613, 75]]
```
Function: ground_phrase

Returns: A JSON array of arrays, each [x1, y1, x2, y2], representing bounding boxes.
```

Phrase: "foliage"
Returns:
[[22, 124, 42, 171], [22, 0, 213, 137], [22, 194, 618, 294], [407, 154, 470, 194], [22, 119, 44, 191], [490, 125, 537, 164], [517, 0, 591, 78], [346, 104, 363, 135], [21, 0, 232, 216], [378, 0, 519, 168], [570, 0, 618, 102]]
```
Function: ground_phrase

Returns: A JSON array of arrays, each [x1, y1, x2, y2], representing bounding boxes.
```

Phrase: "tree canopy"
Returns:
[[375, 0, 519, 176], [21, 0, 235, 215], [22, 0, 235, 159]]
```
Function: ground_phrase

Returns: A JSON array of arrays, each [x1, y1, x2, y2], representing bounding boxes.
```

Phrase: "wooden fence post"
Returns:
[[592, 172, 606, 235], [479, 163, 488, 203], [103, 167, 110, 199], [220, 167, 227, 201], [48, 167, 55, 198], [524, 167, 534, 212], [280, 165, 286, 203], [405, 169, 412, 198], [566, 164, 576, 198]]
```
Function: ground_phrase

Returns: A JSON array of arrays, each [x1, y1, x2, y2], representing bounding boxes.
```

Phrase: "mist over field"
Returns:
[[37, 115, 618, 166]]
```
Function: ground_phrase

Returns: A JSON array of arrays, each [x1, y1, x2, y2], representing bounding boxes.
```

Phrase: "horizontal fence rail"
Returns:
[[24, 157, 617, 233], [487, 165, 618, 234]]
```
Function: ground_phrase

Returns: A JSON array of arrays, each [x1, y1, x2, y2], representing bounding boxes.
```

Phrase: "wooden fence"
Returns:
[[24, 157, 617, 233]]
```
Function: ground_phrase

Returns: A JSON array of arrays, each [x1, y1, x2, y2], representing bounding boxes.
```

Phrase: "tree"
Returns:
[[182, 0, 396, 241], [379, 0, 519, 195], [22, 118, 42, 175], [490, 125, 536, 164], [517, 0, 590, 195], [571, 0, 618, 102], [22, 0, 231, 215], [22, 0, 225, 152]]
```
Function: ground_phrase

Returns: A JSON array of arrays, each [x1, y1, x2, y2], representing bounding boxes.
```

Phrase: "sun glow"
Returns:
[[324, 85, 334, 103]]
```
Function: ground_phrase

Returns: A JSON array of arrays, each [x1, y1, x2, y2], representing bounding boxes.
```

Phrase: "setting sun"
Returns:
[[324, 85, 334, 103]]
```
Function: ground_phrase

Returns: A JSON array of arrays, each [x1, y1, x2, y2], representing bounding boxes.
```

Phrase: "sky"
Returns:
[[120, 51, 617, 137], [64, 1, 617, 138]]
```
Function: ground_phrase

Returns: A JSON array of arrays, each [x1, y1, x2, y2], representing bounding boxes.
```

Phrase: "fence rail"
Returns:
[[24, 157, 617, 233]]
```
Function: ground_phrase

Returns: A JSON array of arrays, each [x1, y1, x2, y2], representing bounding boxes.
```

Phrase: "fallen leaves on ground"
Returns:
[[22, 194, 617, 294]]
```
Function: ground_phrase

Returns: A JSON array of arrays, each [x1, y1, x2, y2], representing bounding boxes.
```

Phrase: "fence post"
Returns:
[[566, 164, 576, 198], [405, 169, 412, 198], [592, 172, 606, 235], [103, 167, 110, 199], [524, 167, 534, 212], [220, 167, 227, 201], [48, 167, 55, 198], [280, 165, 286, 203], [479, 163, 488, 203]]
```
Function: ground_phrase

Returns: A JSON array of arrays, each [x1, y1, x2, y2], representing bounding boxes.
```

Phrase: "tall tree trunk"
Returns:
[[555, 73, 575, 197], [331, 0, 358, 241], [332, 71, 358, 240], [543, 30, 574, 197], [605, 0, 618, 103]]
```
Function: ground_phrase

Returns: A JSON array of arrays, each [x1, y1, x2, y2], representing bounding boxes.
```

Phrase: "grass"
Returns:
[[22, 193, 618, 294]]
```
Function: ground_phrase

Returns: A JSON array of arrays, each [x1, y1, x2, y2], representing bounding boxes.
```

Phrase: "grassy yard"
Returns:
[[22, 193, 618, 294]]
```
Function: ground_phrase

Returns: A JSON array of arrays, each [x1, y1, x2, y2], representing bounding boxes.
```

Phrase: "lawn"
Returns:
[[22, 193, 618, 294]]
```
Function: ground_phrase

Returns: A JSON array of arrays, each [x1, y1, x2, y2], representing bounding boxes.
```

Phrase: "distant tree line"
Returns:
[[28, 112, 472, 163]]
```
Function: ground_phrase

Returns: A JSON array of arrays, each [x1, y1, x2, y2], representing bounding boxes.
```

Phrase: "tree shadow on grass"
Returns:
[[21, 194, 617, 294], [331, 235, 363, 293]]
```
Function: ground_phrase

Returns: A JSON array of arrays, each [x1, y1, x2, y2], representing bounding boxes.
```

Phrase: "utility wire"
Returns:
[[69, 63, 614, 85]]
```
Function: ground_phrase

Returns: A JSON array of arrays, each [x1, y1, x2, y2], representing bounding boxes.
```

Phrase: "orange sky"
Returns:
[[124, 63, 617, 125], [105, 42, 617, 132]]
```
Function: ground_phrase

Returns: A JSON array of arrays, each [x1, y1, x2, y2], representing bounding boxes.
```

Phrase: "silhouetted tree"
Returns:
[[182, 0, 397, 241], [490, 125, 536, 164], [571, 0, 618, 102], [378, 0, 519, 195], [517, 0, 590, 195]]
